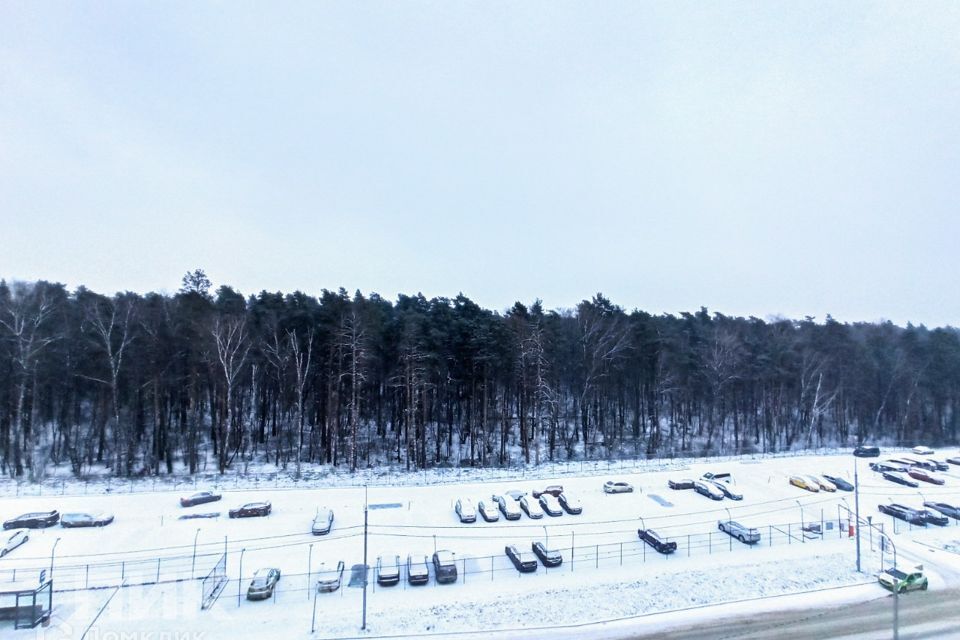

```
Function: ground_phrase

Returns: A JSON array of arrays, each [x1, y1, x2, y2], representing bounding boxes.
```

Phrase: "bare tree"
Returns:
[[210, 315, 249, 473], [339, 308, 367, 471], [288, 328, 313, 476]]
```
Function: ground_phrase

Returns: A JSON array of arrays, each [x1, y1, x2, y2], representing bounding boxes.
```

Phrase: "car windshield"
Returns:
[[436, 551, 454, 564]]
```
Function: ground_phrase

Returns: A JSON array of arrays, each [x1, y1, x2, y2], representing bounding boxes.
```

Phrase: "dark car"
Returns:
[[854, 445, 881, 458], [947, 457, 960, 466], [376, 555, 401, 586], [228, 501, 272, 518], [3, 511, 60, 530], [919, 509, 949, 526], [538, 494, 564, 517], [638, 528, 677, 554], [406, 554, 430, 585], [668, 479, 695, 490], [432, 550, 458, 584], [707, 480, 742, 500], [558, 492, 582, 515], [180, 491, 222, 508], [531, 485, 564, 499], [929, 459, 950, 471], [881, 471, 918, 487], [923, 501, 960, 520], [246, 568, 280, 600], [61, 512, 114, 528], [693, 481, 724, 501], [871, 461, 907, 473], [531, 541, 563, 567], [311, 508, 334, 535], [908, 469, 945, 485], [821, 474, 854, 491], [902, 457, 938, 472], [878, 503, 926, 526], [505, 545, 537, 573]]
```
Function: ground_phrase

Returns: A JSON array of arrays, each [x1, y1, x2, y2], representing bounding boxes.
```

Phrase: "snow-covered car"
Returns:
[[316, 561, 345, 592], [718, 520, 760, 544], [432, 550, 457, 584], [807, 475, 836, 492], [908, 469, 945, 485], [603, 480, 634, 494], [928, 458, 949, 471], [870, 461, 907, 473], [246, 568, 280, 600], [853, 445, 880, 458], [707, 480, 742, 500], [668, 479, 695, 490], [180, 491, 222, 508], [531, 541, 563, 567], [919, 509, 948, 526], [901, 456, 938, 471], [3, 511, 59, 529], [504, 489, 526, 501], [923, 501, 960, 520], [702, 472, 732, 483], [504, 544, 537, 572], [492, 495, 522, 520], [376, 555, 400, 586], [519, 495, 544, 519], [558, 492, 582, 515], [531, 485, 564, 499], [638, 528, 676, 554], [946, 456, 960, 466], [312, 508, 334, 535], [878, 503, 925, 525], [821, 474, 854, 491], [228, 501, 271, 518], [882, 472, 919, 488], [538, 494, 563, 516], [912, 446, 934, 456], [693, 480, 724, 500], [455, 498, 476, 523], [61, 512, 114, 528], [789, 476, 819, 492], [0, 530, 28, 557], [406, 555, 430, 585], [878, 566, 927, 593], [477, 500, 500, 522]]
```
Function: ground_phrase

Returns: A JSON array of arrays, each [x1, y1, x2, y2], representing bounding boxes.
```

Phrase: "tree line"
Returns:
[[1, 271, 958, 480]]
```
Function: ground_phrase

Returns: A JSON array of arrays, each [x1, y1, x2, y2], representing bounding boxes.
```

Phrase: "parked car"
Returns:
[[246, 568, 281, 600], [923, 501, 960, 520], [912, 446, 935, 456], [477, 500, 500, 522], [455, 498, 477, 523], [821, 474, 854, 491], [801, 523, 823, 537], [531, 541, 563, 567], [603, 480, 634, 494], [406, 554, 430, 586], [789, 476, 819, 492], [882, 472, 920, 488], [718, 520, 761, 544], [558, 492, 582, 515], [668, 479, 696, 490], [919, 509, 949, 526], [946, 456, 960, 466], [702, 472, 732, 483], [180, 491, 222, 508], [928, 458, 950, 471], [531, 485, 564, 498], [312, 508, 334, 535], [807, 475, 836, 492], [538, 494, 563, 517], [519, 495, 544, 519], [853, 445, 881, 458], [432, 550, 458, 584], [902, 456, 938, 472], [505, 489, 526, 501], [492, 495, 522, 520], [228, 502, 271, 518], [0, 530, 28, 557], [376, 555, 401, 586], [60, 512, 114, 528], [694, 480, 724, 500], [707, 480, 742, 500], [871, 461, 908, 473], [3, 511, 59, 530], [504, 544, 538, 572], [908, 469, 945, 485], [638, 528, 677, 554], [878, 566, 928, 593], [878, 503, 926, 526], [316, 561, 345, 592]]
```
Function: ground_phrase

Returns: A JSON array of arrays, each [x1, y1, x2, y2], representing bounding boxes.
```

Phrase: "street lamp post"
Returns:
[[238, 548, 246, 607], [191, 528, 201, 579], [543, 525, 548, 549], [796, 500, 805, 543], [362, 485, 369, 631], [307, 543, 314, 599], [49, 537, 61, 581]]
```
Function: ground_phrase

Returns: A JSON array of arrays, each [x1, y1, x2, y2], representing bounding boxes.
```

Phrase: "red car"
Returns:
[[908, 469, 945, 485]]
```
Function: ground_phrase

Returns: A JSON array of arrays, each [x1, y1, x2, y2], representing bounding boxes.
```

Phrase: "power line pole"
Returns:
[[854, 459, 861, 572]]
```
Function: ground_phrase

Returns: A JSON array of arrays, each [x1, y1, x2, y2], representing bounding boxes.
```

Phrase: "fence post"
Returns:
[[121, 562, 125, 582], [156, 558, 161, 583], [620, 543, 623, 566], [595, 545, 599, 569], [687, 535, 690, 557], [491, 557, 494, 582], [768, 525, 772, 546], [709, 532, 712, 554], [788, 523, 791, 544], [86, 565, 89, 589]]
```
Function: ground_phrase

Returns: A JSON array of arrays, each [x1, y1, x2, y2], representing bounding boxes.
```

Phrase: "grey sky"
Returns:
[[1, 2, 958, 326]]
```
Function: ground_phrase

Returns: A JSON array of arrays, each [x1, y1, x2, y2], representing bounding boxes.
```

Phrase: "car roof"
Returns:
[[435, 550, 455, 563]]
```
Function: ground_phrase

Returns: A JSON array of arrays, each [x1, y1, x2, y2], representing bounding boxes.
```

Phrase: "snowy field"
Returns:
[[2, 447, 959, 638]]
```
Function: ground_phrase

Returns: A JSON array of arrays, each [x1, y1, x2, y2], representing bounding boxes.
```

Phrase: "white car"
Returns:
[[603, 481, 634, 494], [538, 494, 564, 516], [519, 495, 544, 519], [913, 446, 935, 456], [807, 475, 836, 492], [477, 500, 500, 522], [1, 530, 28, 557], [454, 498, 476, 523]]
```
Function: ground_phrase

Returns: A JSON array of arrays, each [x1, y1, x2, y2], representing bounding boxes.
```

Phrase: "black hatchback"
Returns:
[[853, 445, 880, 458], [4, 511, 60, 529]]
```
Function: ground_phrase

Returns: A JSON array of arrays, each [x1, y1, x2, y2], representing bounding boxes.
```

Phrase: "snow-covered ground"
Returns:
[[2, 446, 959, 638]]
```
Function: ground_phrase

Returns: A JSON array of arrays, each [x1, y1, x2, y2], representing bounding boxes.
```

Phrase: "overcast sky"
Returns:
[[1, 2, 958, 326]]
